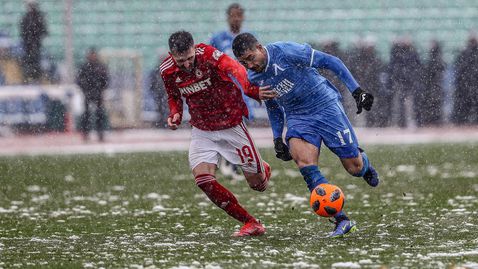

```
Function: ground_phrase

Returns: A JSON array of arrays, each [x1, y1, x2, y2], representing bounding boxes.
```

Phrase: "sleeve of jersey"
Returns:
[[161, 73, 183, 119], [216, 54, 261, 102], [310, 49, 360, 93], [265, 99, 285, 139]]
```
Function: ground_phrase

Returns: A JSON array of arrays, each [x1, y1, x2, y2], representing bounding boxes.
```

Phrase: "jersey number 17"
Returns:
[[337, 129, 353, 145]]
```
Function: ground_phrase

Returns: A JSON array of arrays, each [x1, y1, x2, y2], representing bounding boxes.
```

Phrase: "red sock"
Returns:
[[195, 174, 255, 224]]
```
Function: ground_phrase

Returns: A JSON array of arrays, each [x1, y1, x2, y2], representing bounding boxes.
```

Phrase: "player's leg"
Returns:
[[284, 120, 333, 192], [219, 94, 257, 181], [287, 115, 357, 237], [192, 163, 255, 224], [340, 148, 379, 187], [189, 127, 264, 237], [81, 99, 91, 141], [222, 122, 271, 192], [288, 137, 327, 191], [94, 98, 105, 142], [288, 136, 355, 237], [322, 103, 380, 187], [218, 157, 243, 180]]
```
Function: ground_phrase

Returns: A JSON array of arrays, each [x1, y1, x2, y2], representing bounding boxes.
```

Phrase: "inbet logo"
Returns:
[[178, 78, 212, 95]]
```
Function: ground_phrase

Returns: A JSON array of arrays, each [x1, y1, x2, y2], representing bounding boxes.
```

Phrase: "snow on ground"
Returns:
[[1, 126, 478, 156], [2, 128, 477, 268]]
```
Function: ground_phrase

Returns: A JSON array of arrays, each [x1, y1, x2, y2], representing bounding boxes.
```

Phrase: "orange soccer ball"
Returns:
[[310, 183, 345, 217]]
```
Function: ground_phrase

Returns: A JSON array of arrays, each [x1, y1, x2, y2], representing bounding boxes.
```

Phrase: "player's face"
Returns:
[[237, 44, 267, 72], [228, 8, 244, 33], [171, 46, 196, 72]]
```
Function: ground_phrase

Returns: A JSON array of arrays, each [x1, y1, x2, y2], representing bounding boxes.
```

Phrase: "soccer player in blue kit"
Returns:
[[232, 33, 380, 237]]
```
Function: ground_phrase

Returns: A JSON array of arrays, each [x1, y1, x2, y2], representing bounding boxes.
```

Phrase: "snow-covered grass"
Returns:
[[0, 144, 477, 268]]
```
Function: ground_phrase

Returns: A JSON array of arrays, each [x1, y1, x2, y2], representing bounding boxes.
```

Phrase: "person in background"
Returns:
[[0, 69, 5, 86], [452, 34, 478, 125], [210, 3, 245, 57], [210, 3, 251, 180], [387, 38, 422, 128], [347, 38, 386, 127], [76, 47, 109, 142], [149, 55, 170, 128], [417, 40, 445, 127], [19, 0, 48, 84]]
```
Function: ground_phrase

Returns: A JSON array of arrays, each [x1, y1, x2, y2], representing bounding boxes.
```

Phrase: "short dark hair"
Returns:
[[168, 31, 194, 54], [87, 46, 97, 54], [226, 3, 244, 15], [232, 32, 258, 58]]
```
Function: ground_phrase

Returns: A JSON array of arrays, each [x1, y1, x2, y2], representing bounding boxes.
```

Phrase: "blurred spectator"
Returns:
[[452, 34, 478, 125], [387, 38, 422, 128], [416, 41, 445, 127], [0, 30, 14, 54], [348, 39, 387, 127], [0, 67, 4, 85], [42, 52, 60, 84], [210, 3, 245, 57], [149, 55, 170, 128], [76, 47, 109, 142], [210, 3, 257, 123], [19, 0, 48, 84]]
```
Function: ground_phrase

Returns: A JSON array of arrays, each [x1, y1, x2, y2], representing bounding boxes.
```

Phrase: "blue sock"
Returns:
[[299, 165, 328, 192], [334, 211, 349, 222], [353, 151, 370, 177]]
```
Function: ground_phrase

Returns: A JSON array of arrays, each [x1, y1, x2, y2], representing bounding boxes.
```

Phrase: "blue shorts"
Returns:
[[285, 102, 360, 159]]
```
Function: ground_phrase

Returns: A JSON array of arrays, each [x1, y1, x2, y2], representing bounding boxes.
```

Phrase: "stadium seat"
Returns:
[[1, 0, 477, 68]]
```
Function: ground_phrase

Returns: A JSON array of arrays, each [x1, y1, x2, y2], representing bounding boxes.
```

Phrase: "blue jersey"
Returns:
[[210, 31, 238, 58], [247, 42, 360, 139]]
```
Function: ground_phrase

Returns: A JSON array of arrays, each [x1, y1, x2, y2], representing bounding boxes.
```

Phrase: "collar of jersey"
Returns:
[[263, 46, 271, 73]]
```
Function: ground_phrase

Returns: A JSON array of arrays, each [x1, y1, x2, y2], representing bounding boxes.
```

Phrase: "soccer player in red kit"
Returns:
[[160, 31, 272, 237]]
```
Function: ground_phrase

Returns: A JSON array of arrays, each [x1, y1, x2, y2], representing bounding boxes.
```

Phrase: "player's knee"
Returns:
[[295, 159, 312, 168], [251, 183, 267, 192], [249, 178, 268, 192], [195, 174, 216, 190], [344, 161, 363, 176]]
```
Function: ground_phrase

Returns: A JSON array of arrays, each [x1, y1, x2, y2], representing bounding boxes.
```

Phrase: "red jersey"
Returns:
[[160, 43, 259, 131]]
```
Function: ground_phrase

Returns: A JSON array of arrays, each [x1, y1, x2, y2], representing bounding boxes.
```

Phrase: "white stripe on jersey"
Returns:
[[310, 49, 315, 67], [264, 47, 271, 72], [160, 64, 174, 74], [160, 62, 173, 71], [160, 60, 174, 73], [196, 47, 205, 55], [160, 58, 173, 68]]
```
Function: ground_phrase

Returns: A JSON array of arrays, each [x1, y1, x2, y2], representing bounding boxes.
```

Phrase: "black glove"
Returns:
[[274, 138, 293, 161], [352, 87, 374, 114]]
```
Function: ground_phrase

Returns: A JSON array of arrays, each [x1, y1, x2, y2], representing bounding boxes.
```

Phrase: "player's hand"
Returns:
[[352, 87, 374, 114], [167, 113, 181, 130], [273, 138, 293, 161], [258, 85, 277, 100]]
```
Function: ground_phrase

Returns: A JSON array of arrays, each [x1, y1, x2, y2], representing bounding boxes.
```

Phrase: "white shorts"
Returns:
[[189, 122, 264, 174]]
